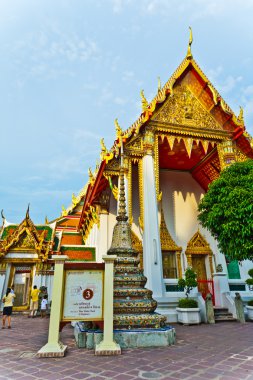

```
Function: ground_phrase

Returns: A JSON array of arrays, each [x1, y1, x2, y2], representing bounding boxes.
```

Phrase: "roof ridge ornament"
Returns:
[[186, 26, 193, 60], [238, 106, 244, 125], [114, 118, 123, 140], [140, 89, 149, 111], [1, 209, 5, 222], [157, 76, 162, 92]]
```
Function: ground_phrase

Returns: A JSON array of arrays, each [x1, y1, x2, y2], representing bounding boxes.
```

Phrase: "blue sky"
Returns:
[[1, 0, 253, 224]]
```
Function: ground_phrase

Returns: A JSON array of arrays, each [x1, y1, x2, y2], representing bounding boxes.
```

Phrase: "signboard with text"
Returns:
[[62, 269, 103, 321]]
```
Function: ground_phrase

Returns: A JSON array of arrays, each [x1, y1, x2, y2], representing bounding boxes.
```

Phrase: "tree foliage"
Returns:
[[198, 159, 253, 262]]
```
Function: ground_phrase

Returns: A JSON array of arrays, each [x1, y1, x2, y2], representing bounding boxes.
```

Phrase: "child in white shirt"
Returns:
[[41, 295, 48, 318]]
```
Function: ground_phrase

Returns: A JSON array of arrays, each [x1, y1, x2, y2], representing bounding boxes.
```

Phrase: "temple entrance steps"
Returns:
[[214, 307, 237, 322], [157, 297, 180, 323]]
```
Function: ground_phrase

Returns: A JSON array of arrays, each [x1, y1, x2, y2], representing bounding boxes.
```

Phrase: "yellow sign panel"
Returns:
[[62, 270, 103, 321]]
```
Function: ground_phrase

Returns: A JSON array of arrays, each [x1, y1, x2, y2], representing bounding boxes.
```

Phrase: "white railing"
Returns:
[[222, 292, 236, 318]]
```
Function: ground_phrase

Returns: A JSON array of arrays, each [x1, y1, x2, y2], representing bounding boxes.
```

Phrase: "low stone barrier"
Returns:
[[74, 322, 176, 349]]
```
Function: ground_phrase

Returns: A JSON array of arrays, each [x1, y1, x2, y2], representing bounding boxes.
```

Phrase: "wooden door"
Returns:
[[192, 255, 207, 280], [11, 265, 33, 310]]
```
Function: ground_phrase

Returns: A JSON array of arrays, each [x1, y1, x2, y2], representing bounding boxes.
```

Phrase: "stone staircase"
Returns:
[[214, 307, 237, 322]]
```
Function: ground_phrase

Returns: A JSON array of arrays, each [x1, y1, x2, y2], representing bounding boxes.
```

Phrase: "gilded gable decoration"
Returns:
[[152, 85, 222, 131], [12, 233, 36, 250], [185, 230, 214, 275], [185, 230, 212, 256], [0, 212, 53, 261]]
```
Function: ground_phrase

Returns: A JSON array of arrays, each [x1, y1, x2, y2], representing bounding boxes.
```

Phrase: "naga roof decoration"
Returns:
[[0, 209, 55, 261], [160, 209, 182, 252]]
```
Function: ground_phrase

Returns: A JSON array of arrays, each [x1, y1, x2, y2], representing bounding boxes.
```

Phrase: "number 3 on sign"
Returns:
[[83, 288, 93, 300]]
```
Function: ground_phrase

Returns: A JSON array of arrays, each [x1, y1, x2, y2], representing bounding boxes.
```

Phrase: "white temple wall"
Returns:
[[96, 213, 109, 262], [160, 170, 223, 273], [86, 223, 98, 248]]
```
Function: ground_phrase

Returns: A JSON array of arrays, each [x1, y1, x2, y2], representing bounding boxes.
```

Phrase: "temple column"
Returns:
[[186, 254, 192, 267], [95, 192, 110, 262], [209, 254, 214, 275], [176, 252, 182, 279], [142, 128, 165, 298], [97, 209, 109, 262]]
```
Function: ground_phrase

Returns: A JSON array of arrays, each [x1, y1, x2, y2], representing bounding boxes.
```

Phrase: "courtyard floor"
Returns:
[[0, 315, 253, 380]]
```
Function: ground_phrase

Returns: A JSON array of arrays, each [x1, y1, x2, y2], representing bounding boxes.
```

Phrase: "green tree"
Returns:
[[198, 159, 253, 262]]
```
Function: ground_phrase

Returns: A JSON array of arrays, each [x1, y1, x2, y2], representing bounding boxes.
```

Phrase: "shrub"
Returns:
[[245, 269, 253, 290], [178, 267, 198, 298], [178, 298, 198, 308]]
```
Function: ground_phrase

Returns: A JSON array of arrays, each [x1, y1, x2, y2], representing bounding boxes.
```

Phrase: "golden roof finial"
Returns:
[[140, 89, 149, 111], [187, 26, 193, 59], [158, 76, 162, 92], [114, 118, 122, 140], [61, 205, 67, 216], [45, 216, 49, 224], [1, 209, 5, 222], [26, 203, 30, 219], [238, 106, 244, 125]]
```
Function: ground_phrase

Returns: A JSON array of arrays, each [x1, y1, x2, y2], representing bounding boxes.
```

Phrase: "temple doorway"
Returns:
[[9, 265, 34, 310], [192, 255, 207, 280]]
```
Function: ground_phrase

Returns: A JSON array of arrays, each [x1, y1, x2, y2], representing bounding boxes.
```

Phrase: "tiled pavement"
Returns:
[[1, 316, 253, 380]]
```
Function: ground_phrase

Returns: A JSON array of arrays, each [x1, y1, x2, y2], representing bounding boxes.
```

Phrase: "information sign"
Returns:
[[62, 270, 103, 321]]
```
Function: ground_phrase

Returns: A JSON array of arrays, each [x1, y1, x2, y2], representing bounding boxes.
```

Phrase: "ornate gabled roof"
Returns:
[[0, 209, 54, 261], [185, 229, 212, 256], [160, 209, 181, 252], [77, 32, 253, 231]]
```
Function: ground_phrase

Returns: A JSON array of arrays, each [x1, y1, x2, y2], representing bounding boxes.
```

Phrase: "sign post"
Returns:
[[37, 255, 68, 357], [95, 255, 121, 355]]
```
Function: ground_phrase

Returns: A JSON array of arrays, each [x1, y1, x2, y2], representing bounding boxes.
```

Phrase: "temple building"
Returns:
[[1, 34, 253, 320], [0, 206, 95, 312]]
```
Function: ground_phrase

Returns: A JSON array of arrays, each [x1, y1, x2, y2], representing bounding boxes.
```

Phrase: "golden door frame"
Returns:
[[185, 230, 214, 277], [6, 259, 36, 311]]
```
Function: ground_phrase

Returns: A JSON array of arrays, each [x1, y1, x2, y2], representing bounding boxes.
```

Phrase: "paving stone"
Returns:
[[2, 316, 253, 380]]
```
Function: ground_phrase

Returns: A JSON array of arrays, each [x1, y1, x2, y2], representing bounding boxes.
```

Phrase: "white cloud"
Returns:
[[122, 70, 135, 82], [218, 75, 243, 94], [111, 0, 133, 13], [114, 96, 127, 105], [10, 27, 99, 83], [141, 0, 253, 20]]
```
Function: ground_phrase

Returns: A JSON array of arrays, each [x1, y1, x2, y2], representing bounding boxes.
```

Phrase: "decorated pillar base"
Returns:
[[95, 341, 121, 356], [37, 341, 67, 358]]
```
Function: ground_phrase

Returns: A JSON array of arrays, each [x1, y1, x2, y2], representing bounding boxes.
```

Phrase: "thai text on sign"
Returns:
[[62, 270, 103, 321]]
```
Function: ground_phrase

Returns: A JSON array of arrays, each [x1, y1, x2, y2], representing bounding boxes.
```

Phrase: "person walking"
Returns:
[[2, 287, 15, 329], [40, 295, 48, 318], [30, 285, 40, 318]]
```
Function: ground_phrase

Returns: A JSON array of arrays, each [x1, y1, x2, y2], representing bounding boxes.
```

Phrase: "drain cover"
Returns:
[[139, 371, 164, 379], [18, 352, 36, 358], [0, 348, 17, 353]]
